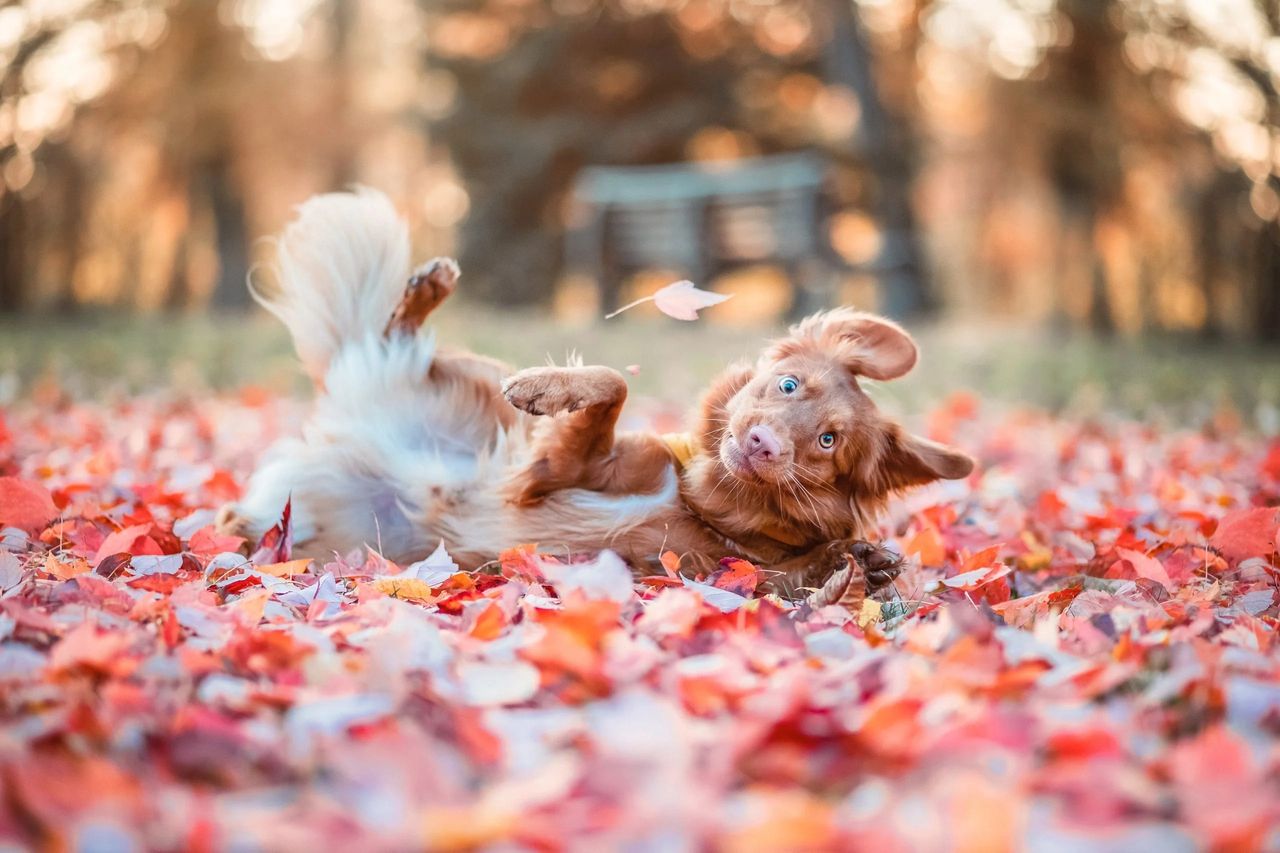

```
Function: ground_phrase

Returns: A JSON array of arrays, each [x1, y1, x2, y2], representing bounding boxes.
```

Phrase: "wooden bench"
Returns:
[[567, 153, 849, 318]]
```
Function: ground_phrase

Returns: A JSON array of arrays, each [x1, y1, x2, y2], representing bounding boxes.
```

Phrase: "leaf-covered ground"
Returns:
[[1, 392, 1279, 850]]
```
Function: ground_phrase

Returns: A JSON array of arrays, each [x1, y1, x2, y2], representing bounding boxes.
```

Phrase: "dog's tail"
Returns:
[[252, 188, 410, 382]]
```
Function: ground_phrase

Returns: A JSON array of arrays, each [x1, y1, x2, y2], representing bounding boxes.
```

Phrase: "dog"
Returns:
[[216, 189, 974, 595]]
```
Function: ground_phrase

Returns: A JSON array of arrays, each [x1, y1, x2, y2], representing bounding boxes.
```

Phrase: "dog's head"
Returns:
[[717, 308, 973, 500]]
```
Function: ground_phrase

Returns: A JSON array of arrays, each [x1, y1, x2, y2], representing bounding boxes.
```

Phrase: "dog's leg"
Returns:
[[502, 366, 669, 503], [384, 257, 460, 337], [762, 539, 903, 601]]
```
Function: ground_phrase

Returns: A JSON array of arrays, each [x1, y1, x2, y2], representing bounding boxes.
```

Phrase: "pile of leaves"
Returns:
[[1, 391, 1279, 850]]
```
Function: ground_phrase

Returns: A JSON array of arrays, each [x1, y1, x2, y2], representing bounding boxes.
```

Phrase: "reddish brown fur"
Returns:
[[221, 271, 973, 594], [498, 307, 974, 591]]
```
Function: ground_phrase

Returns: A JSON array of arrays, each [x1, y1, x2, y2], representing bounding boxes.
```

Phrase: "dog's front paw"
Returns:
[[501, 366, 624, 416], [803, 538, 902, 596], [848, 540, 904, 592]]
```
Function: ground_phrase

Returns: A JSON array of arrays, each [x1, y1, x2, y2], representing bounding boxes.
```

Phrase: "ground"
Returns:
[[0, 315, 1279, 849]]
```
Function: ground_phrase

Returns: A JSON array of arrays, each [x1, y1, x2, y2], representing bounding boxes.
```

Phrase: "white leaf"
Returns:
[[0, 552, 24, 592], [540, 550, 635, 603], [651, 280, 731, 321], [128, 554, 184, 576], [456, 661, 540, 707], [404, 540, 458, 584], [681, 576, 749, 612]]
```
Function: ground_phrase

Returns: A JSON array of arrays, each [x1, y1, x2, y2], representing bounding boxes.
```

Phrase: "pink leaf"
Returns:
[[651, 280, 731, 321], [1113, 548, 1173, 588]]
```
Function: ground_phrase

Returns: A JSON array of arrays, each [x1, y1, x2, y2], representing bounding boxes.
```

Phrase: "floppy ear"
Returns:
[[878, 429, 974, 491], [777, 309, 918, 381]]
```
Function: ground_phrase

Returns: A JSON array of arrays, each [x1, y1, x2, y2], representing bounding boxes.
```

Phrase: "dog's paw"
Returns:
[[501, 366, 623, 417], [804, 539, 902, 594], [848, 540, 904, 591], [213, 503, 255, 555], [385, 257, 460, 336]]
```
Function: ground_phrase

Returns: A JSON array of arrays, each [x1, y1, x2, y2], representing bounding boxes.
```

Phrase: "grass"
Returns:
[[3, 305, 1279, 429]]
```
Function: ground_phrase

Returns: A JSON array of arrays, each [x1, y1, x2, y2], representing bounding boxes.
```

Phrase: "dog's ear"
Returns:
[[875, 428, 974, 492], [773, 309, 918, 381]]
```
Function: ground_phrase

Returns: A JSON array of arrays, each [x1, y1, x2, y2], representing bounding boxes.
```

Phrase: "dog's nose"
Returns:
[[745, 425, 781, 461]]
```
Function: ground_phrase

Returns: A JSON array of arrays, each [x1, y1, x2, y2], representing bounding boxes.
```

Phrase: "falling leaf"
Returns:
[[604, 279, 731, 321]]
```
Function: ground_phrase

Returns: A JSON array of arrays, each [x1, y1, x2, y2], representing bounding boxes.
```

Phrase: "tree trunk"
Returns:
[[0, 195, 26, 313], [204, 159, 252, 310], [822, 0, 931, 318], [1253, 219, 1280, 342]]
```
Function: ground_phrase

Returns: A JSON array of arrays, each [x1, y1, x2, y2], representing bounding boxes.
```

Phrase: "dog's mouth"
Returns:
[[720, 436, 779, 484]]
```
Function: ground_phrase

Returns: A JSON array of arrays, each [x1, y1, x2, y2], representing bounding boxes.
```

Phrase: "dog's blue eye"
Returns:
[[818, 432, 836, 449], [778, 376, 799, 395]]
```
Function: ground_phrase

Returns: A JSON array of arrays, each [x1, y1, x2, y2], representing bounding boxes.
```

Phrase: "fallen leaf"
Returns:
[[0, 478, 58, 533], [1210, 507, 1279, 563]]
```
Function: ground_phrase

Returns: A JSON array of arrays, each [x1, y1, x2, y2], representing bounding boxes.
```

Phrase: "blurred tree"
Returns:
[[823, 0, 931, 316], [0, 0, 371, 313], [421, 0, 932, 315]]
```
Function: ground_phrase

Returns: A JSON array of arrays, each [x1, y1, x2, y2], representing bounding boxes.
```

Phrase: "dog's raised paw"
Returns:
[[502, 366, 623, 417]]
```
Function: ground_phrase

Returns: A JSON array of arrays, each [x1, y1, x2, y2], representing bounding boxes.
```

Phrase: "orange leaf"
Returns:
[[370, 577, 436, 602], [256, 558, 313, 577], [906, 526, 945, 566]]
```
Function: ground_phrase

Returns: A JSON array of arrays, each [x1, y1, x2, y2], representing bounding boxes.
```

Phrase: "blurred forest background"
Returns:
[[1, 0, 1278, 344]]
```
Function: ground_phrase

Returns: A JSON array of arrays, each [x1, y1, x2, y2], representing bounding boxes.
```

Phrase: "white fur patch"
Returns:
[[563, 466, 678, 532]]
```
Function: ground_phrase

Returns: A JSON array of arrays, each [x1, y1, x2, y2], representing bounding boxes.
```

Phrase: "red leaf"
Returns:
[[188, 525, 247, 557], [1210, 507, 1279, 563], [708, 557, 759, 596], [0, 477, 58, 533], [93, 524, 161, 563], [250, 497, 293, 564]]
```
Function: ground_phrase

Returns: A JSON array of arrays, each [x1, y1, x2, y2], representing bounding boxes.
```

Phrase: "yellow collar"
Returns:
[[661, 431, 698, 470], [665, 431, 810, 551]]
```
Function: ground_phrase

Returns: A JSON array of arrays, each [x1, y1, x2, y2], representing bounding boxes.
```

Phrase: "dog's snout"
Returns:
[[746, 424, 781, 461]]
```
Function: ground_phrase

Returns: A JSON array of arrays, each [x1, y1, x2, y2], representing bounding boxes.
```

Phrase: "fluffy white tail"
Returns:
[[252, 189, 410, 381]]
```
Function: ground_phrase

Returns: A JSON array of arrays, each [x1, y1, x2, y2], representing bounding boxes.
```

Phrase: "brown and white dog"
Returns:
[[218, 190, 973, 595]]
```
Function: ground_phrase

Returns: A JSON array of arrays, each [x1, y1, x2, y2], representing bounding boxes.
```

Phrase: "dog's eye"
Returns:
[[778, 376, 799, 395], [818, 432, 836, 449]]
